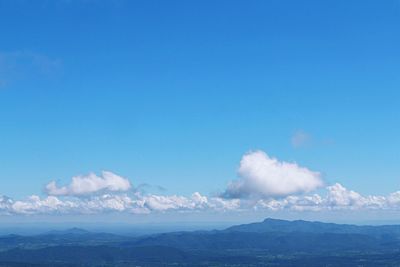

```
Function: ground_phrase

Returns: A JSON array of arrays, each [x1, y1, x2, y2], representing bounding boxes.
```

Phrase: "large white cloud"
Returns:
[[45, 171, 131, 196], [223, 151, 323, 198]]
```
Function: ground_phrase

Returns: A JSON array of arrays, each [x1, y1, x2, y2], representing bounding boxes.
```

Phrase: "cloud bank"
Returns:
[[223, 151, 323, 198], [0, 150, 399, 216], [0, 192, 239, 215], [1, 182, 400, 215], [255, 183, 395, 212]]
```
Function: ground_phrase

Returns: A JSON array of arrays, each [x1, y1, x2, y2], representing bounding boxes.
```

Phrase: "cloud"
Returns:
[[135, 183, 167, 193], [11, 195, 77, 215], [256, 183, 390, 212], [291, 130, 311, 148], [0, 192, 240, 215], [0, 50, 61, 87], [0, 151, 399, 216], [2, 183, 400, 215], [1, 181, 400, 215], [223, 151, 323, 199], [45, 171, 132, 196], [140, 192, 240, 212]]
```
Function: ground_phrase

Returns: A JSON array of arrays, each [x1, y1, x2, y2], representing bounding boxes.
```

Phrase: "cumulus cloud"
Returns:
[[45, 171, 131, 196], [223, 151, 323, 198], [255, 183, 393, 212], [0, 192, 240, 215], [1, 183, 400, 215], [0, 152, 399, 216]]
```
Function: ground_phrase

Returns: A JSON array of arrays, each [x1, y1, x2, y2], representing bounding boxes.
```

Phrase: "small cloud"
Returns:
[[0, 50, 62, 87], [291, 130, 311, 148], [135, 183, 167, 194], [45, 171, 132, 196], [222, 150, 323, 199]]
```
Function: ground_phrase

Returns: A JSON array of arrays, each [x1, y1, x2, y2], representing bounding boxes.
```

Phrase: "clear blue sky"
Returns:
[[0, 0, 399, 211]]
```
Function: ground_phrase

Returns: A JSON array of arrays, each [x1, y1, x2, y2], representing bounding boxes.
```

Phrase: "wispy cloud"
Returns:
[[291, 130, 311, 148], [291, 130, 335, 148], [0, 50, 62, 87]]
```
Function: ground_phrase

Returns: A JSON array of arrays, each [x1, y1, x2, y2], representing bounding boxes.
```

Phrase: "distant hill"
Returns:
[[119, 218, 400, 254], [0, 228, 128, 251], [1, 218, 400, 266], [130, 229, 389, 253], [44, 227, 91, 236], [0, 245, 195, 266], [225, 218, 400, 237]]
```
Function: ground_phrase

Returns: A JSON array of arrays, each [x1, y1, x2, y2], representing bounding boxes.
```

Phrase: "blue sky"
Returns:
[[0, 0, 399, 222]]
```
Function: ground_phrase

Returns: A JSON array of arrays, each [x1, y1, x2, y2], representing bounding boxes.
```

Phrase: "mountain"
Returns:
[[225, 218, 400, 237], [129, 229, 388, 253], [0, 229, 129, 251], [0, 245, 190, 264], [0, 219, 400, 266], [44, 227, 91, 235]]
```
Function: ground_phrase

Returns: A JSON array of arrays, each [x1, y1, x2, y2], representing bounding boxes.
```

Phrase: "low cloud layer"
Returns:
[[1, 150, 399, 216], [45, 171, 131, 196], [1, 183, 400, 215], [255, 183, 396, 211], [0, 192, 240, 215], [223, 151, 323, 198]]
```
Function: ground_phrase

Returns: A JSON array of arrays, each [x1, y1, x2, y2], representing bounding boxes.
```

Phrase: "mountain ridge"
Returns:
[[0, 218, 400, 266], [224, 218, 400, 237]]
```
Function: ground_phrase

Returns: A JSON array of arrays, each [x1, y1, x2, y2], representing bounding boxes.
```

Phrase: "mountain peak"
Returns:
[[65, 227, 90, 234], [263, 218, 287, 223], [225, 218, 353, 234]]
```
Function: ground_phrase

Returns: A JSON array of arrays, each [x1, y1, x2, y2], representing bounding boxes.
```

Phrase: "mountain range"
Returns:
[[0, 218, 399, 266]]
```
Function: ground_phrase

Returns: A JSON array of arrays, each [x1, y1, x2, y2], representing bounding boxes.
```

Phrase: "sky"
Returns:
[[0, 0, 400, 224]]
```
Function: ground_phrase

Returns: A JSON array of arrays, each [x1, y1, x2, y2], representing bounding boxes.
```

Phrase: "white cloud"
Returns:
[[1, 157, 399, 216], [0, 192, 241, 215], [137, 192, 240, 213], [1, 182, 400, 215], [45, 171, 132, 196], [326, 183, 366, 208], [387, 191, 400, 206], [0, 196, 13, 215], [223, 151, 323, 198], [11, 195, 77, 215], [255, 183, 391, 212]]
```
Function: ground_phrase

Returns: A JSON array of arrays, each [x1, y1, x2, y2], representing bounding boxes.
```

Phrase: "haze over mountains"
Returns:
[[0, 218, 399, 266]]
